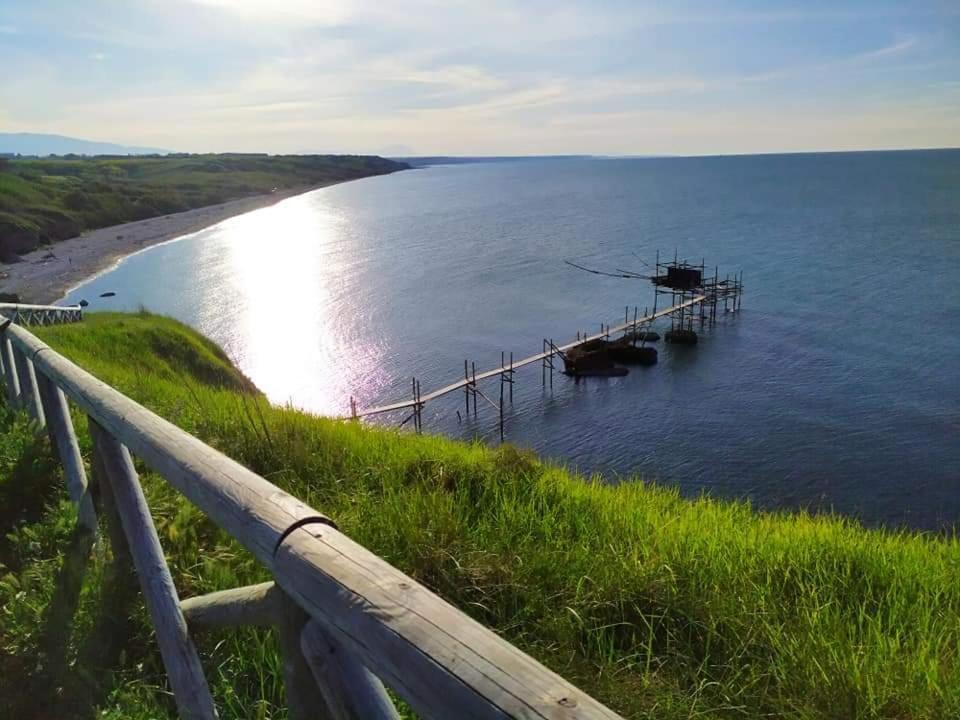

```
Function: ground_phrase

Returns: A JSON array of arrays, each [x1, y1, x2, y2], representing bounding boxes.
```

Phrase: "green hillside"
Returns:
[[0, 154, 407, 260]]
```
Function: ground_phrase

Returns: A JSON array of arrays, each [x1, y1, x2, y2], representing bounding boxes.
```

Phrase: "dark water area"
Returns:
[[63, 150, 960, 530]]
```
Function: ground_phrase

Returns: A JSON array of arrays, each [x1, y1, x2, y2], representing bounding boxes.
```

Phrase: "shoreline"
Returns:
[[0, 184, 328, 305]]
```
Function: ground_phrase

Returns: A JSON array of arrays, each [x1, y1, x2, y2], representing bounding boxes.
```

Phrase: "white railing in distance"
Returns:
[[0, 302, 83, 327]]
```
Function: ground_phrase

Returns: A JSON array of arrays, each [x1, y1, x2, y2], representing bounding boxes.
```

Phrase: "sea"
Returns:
[[62, 150, 960, 530]]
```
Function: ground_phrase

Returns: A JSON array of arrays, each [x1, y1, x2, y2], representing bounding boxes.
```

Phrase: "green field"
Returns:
[[1, 313, 958, 718], [0, 154, 407, 260]]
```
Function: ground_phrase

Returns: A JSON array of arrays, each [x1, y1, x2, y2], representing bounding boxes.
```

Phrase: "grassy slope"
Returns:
[[0, 154, 407, 259], [1, 312, 959, 719]]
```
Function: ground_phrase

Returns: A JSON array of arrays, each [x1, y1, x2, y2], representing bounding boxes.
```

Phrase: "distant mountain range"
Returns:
[[0, 132, 170, 157]]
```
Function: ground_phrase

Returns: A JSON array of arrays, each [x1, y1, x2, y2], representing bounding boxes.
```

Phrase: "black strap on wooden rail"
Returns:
[[274, 515, 339, 557]]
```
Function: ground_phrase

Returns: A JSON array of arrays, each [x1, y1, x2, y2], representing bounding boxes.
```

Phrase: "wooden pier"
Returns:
[[351, 253, 743, 435], [353, 295, 707, 421]]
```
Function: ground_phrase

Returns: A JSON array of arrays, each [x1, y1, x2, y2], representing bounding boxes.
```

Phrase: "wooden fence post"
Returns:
[[300, 619, 399, 720], [89, 420, 218, 720], [1, 335, 18, 407], [12, 345, 44, 425], [36, 372, 97, 532], [276, 591, 338, 720]]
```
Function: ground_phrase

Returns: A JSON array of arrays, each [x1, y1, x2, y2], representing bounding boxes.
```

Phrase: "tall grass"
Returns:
[[1, 311, 957, 718]]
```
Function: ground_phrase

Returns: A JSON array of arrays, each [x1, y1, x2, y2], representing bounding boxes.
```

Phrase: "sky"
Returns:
[[1, 0, 958, 156]]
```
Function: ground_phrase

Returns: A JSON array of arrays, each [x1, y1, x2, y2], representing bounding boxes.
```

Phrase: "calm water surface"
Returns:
[[63, 151, 960, 529]]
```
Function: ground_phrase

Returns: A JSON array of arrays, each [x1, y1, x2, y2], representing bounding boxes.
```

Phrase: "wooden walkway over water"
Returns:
[[352, 294, 708, 420]]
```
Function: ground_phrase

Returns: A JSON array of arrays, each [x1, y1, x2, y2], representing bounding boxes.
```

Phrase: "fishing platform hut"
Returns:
[[349, 251, 743, 439], [651, 251, 744, 344]]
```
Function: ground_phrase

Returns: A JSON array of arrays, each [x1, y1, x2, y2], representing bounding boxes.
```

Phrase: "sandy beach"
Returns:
[[0, 186, 318, 305]]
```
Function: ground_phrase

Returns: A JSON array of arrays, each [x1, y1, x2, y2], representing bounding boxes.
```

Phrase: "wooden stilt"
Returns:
[[548, 339, 554, 388], [471, 362, 477, 417], [541, 340, 546, 386], [498, 365, 504, 442]]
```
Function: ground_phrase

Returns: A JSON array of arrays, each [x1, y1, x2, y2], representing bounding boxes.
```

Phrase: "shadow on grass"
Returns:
[[0, 451, 144, 720], [0, 430, 61, 571], [1, 525, 142, 719]]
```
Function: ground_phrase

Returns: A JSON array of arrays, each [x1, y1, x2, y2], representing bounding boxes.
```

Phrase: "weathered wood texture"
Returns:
[[2, 335, 20, 406], [7, 322, 623, 720], [181, 582, 280, 628], [301, 618, 400, 720], [276, 590, 340, 720], [12, 344, 44, 425], [276, 524, 621, 720], [35, 371, 97, 531], [89, 420, 218, 720]]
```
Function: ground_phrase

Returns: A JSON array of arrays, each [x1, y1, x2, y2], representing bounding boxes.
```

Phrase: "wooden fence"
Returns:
[[0, 305, 622, 720], [0, 302, 84, 326]]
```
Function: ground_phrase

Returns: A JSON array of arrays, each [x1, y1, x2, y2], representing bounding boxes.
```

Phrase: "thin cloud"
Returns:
[[853, 36, 919, 62]]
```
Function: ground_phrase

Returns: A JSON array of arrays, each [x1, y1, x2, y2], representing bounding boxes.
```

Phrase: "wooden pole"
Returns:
[[548, 339, 554, 389], [471, 362, 477, 417], [509, 352, 514, 403], [416, 380, 422, 432], [713, 265, 719, 324], [35, 372, 96, 532], [499, 364, 504, 442], [13, 345, 44, 426], [277, 590, 337, 720], [2, 335, 20, 407], [301, 619, 400, 720], [541, 340, 546, 386], [88, 420, 217, 720], [181, 582, 280, 628], [464, 360, 470, 416]]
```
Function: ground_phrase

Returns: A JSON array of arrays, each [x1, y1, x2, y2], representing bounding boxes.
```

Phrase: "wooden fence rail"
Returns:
[[1, 308, 622, 720], [0, 302, 84, 326]]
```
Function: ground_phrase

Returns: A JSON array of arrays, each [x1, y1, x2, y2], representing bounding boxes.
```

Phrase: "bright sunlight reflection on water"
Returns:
[[189, 194, 386, 415]]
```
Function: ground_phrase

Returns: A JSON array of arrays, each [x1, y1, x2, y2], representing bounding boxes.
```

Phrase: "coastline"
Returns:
[[0, 185, 325, 305]]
